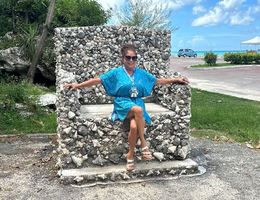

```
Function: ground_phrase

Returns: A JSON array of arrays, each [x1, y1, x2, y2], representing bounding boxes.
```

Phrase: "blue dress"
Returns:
[[100, 66, 157, 124]]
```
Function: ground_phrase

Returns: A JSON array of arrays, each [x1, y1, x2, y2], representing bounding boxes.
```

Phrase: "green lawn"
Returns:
[[0, 110, 56, 134], [191, 89, 260, 144], [191, 63, 238, 68], [0, 80, 56, 134], [0, 81, 259, 144]]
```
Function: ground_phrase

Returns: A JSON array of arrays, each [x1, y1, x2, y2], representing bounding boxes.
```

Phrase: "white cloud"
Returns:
[[98, 0, 202, 11], [97, 0, 124, 10], [192, 7, 226, 26], [184, 35, 211, 50], [219, 0, 245, 10], [192, 5, 206, 15], [229, 12, 254, 25], [174, 35, 210, 50], [251, 0, 260, 13], [166, 0, 201, 10], [192, 0, 258, 26], [191, 36, 207, 45], [98, 0, 259, 27]]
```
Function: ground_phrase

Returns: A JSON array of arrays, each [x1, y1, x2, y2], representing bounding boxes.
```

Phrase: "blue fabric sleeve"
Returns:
[[140, 69, 157, 96], [99, 68, 118, 96]]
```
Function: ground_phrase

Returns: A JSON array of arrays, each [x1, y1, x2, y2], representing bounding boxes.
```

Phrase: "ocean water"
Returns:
[[171, 50, 248, 57]]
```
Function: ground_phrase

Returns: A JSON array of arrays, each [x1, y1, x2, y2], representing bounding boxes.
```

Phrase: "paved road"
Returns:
[[169, 57, 260, 101]]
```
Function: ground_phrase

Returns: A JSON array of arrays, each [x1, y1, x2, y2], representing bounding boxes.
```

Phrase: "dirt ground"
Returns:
[[0, 134, 259, 200]]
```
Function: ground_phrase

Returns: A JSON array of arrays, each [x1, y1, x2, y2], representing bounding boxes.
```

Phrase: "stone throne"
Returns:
[[54, 26, 198, 184]]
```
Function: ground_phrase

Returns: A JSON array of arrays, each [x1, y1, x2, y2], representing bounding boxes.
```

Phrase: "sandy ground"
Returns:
[[0, 135, 259, 200]]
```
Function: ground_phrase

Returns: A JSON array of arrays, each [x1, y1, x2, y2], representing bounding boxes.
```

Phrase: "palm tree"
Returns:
[[114, 0, 176, 31]]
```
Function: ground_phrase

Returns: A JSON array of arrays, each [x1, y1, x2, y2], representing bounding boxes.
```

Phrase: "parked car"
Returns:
[[178, 49, 197, 57]]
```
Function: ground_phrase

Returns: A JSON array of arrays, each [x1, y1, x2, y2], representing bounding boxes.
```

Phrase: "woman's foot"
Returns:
[[126, 151, 135, 171], [126, 159, 135, 171], [142, 146, 153, 161]]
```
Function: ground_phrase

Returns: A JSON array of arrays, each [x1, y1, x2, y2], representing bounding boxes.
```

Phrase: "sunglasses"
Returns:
[[125, 55, 137, 61]]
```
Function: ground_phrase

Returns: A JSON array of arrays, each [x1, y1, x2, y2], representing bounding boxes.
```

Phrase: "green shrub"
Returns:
[[224, 53, 231, 62], [0, 80, 28, 109], [224, 53, 241, 64], [0, 79, 47, 111], [254, 53, 260, 64], [204, 52, 217, 66], [0, 36, 20, 50], [224, 53, 260, 64], [19, 24, 38, 62]]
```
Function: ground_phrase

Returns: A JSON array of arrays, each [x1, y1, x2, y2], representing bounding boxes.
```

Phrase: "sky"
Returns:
[[97, 0, 260, 51]]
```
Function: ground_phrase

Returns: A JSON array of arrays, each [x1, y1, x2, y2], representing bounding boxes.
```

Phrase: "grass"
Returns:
[[0, 81, 259, 144], [0, 37, 20, 50], [0, 110, 56, 134], [191, 63, 238, 68], [0, 80, 57, 135], [191, 89, 260, 144]]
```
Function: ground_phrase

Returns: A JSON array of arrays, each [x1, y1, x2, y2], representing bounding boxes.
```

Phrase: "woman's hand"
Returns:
[[174, 77, 189, 84], [63, 83, 78, 90], [156, 77, 189, 85]]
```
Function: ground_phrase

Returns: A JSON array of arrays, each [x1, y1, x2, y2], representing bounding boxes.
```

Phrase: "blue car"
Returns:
[[178, 49, 197, 57]]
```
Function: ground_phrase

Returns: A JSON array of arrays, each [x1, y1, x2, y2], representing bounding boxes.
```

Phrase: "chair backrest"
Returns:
[[54, 26, 171, 104]]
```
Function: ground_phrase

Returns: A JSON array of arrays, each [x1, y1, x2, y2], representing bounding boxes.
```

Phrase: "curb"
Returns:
[[0, 133, 57, 142], [187, 64, 260, 70]]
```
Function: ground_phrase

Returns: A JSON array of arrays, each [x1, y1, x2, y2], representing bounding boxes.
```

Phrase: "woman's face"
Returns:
[[123, 50, 137, 70]]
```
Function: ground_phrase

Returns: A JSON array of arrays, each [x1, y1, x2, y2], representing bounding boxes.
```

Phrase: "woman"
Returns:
[[64, 44, 189, 171]]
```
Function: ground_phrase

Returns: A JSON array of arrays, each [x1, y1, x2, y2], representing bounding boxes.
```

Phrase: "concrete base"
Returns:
[[59, 158, 199, 185]]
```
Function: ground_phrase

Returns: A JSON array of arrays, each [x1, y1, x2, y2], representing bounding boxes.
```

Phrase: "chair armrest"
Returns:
[[153, 83, 191, 113], [56, 69, 81, 121]]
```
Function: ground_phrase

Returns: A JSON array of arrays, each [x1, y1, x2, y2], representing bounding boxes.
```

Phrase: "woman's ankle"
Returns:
[[127, 151, 134, 160]]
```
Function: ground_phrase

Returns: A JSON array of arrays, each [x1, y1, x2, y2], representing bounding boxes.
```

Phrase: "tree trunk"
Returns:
[[12, 8, 16, 34], [25, 11, 29, 24], [27, 0, 56, 83]]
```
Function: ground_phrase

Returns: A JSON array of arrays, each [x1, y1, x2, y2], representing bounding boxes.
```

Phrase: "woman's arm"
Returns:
[[156, 77, 189, 85], [64, 78, 102, 89]]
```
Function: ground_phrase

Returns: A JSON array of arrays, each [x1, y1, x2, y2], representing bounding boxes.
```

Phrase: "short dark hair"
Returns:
[[121, 44, 137, 58]]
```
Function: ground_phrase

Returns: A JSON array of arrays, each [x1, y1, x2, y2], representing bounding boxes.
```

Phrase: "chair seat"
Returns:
[[80, 103, 173, 118]]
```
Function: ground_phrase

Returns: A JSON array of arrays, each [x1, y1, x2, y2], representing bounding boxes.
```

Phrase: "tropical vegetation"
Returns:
[[0, 0, 110, 82], [204, 52, 217, 66], [114, 0, 175, 31], [224, 52, 260, 64]]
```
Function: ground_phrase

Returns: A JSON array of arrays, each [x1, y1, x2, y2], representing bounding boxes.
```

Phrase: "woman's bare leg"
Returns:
[[127, 106, 147, 148], [127, 118, 138, 160]]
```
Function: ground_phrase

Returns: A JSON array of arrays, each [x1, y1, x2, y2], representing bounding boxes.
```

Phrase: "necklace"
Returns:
[[123, 66, 135, 84], [123, 66, 138, 98]]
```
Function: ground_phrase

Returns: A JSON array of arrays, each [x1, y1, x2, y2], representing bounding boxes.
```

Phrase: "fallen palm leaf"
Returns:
[[32, 119, 44, 127]]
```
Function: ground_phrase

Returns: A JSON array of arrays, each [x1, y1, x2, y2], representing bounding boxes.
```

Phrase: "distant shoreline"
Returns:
[[170, 55, 226, 60], [171, 50, 249, 57]]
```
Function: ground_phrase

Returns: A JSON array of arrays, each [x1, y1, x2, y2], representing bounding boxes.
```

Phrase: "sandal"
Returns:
[[126, 159, 135, 171], [142, 146, 153, 161]]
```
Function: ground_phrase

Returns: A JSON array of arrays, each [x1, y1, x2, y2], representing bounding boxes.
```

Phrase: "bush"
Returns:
[[0, 79, 46, 111], [224, 53, 241, 64], [204, 52, 217, 66], [255, 53, 260, 64], [224, 53, 260, 64], [19, 24, 38, 62], [0, 35, 20, 50], [0, 79, 28, 110]]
